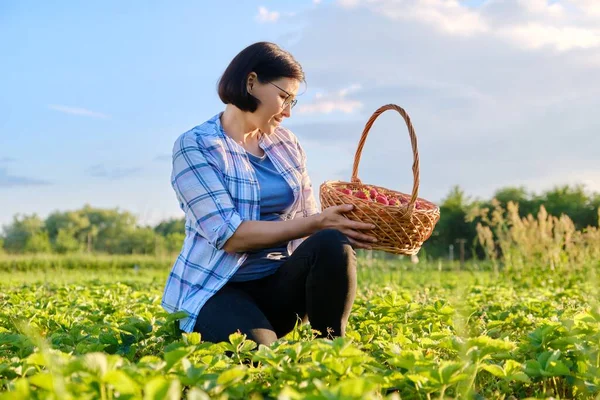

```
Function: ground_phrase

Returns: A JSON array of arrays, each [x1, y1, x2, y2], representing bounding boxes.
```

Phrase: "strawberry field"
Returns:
[[1, 254, 599, 399]]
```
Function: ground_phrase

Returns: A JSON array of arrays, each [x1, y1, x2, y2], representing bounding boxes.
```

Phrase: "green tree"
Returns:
[[45, 210, 91, 246], [491, 186, 540, 218], [79, 204, 138, 253], [423, 185, 477, 260], [118, 227, 162, 255], [538, 184, 597, 230], [23, 231, 52, 253], [154, 217, 185, 236], [2, 214, 46, 253], [165, 232, 185, 254], [54, 228, 82, 254]]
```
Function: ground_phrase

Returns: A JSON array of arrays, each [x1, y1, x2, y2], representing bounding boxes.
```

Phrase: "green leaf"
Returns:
[[544, 350, 561, 367], [335, 377, 377, 397], [438, 304, 455, 315], [406, 373, 429, 388], [104, 370, 139, 394], [99, 332, 119, 346], [503, 359, 524, 375], [163, 348, 192, 372], [439, 362, 463, 383], [525, 360, 542, 377], [0, 378, 31, 400], [28, 373, 54, 391], [216, 366, 246, 386], [183, 332, 201, 345], [545, 360, 571, 376], [165, 311, 188, 323], [228, 332, 246, 348], [25, 352, 46, 367], [82, 352, 109, 377], [238, 339, 257, 353], [143, 377, 181, 400], [482, 364, 505, 378], [508, 372, 531, 383], [186, 388, 211, 400], [388, 350, 422, 369]]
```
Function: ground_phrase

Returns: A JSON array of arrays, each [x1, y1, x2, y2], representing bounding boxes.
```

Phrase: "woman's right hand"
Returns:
[[317, 204, 378, 249]]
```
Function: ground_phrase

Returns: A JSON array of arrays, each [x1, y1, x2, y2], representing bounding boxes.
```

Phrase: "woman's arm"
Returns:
[[223, 205, 377, 253], [222, 215, 321, 253]]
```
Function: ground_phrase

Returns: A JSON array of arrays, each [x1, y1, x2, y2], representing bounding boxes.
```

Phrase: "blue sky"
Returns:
[[1, 0, 599, 228]]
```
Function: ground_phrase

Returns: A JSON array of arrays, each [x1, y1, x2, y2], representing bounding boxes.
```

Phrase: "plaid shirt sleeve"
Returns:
[[294, 138, 320, 218], [288, 137, 321, 254], [171, 132, 243, 251]]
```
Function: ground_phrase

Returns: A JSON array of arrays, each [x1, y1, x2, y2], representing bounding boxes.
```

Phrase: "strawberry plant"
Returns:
[[0, 257, 599, 399]]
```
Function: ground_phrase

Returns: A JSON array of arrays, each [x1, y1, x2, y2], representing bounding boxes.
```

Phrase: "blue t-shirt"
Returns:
[[229, 150, 295, 282]]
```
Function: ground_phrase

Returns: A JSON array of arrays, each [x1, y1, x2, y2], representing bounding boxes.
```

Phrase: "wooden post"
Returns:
[[456, 238, 467, 269]]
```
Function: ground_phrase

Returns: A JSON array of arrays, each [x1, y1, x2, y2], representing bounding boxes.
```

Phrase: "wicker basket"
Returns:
[[319, 104, 440, 255]]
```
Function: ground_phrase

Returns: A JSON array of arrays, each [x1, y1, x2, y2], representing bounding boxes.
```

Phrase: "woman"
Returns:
[[161, 42, 377, 346]]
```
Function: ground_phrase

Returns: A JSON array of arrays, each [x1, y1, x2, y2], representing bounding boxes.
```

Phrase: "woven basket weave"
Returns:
[[319, 104, 440, 255]]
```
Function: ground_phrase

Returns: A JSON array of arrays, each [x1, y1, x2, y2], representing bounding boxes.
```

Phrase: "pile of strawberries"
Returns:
[[336, 186, 426, 209]]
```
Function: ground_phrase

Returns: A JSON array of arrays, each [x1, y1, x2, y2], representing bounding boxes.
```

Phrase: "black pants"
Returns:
[[193, 229, 358, 346]]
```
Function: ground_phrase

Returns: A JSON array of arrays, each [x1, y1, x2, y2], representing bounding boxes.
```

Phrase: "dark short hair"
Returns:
[[217, 42, 305, 112]]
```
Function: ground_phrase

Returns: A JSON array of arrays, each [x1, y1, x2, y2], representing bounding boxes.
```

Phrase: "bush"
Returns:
[[0, 253, 174, 272]]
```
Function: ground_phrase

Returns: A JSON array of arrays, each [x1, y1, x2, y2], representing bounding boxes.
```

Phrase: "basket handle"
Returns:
[[351, 104, 420, 209]]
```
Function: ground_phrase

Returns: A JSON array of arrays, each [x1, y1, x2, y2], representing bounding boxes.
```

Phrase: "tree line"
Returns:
[[1, 184, 598, 259]]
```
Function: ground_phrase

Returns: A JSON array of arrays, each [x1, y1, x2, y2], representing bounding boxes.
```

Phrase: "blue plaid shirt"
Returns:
[[161, 112, 320, 333]]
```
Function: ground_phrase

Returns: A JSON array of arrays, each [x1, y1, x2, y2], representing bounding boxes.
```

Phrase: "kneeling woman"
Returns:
[[161, 41, 377, 346]]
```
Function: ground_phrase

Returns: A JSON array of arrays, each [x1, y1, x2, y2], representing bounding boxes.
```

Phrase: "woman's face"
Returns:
[[249, 76, 299, 134]]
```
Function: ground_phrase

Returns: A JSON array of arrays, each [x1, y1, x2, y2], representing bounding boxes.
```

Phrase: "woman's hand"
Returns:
[[317, 204, 378, 249]]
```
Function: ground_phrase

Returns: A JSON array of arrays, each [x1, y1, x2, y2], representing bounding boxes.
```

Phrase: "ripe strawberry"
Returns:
[[341, 188, 352, 195], [369, 188, 378, 199], [354, 190, 369, 200], [375, 195, 389, 205], [389, 197, 401, 206]]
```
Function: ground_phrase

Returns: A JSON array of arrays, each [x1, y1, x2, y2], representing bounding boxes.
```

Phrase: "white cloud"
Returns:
[[487, 0, 600, 52], [296, 84, 364, 115], [337, 0, 360, 8], [48, 104, 109, 118], [344, 0, 489, 36], [280, 0, 600, 202], [332, 0, 600, 52], [517, 0, 565, 17], [500, 23, 600, 51], [256, 6, 280, 23], [568, 0, 600, 17]]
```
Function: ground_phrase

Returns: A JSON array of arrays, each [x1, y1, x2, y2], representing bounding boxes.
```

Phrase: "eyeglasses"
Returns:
[[267, 81, 298, 109]]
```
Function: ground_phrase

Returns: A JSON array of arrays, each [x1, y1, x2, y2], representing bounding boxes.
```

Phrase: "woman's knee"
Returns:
[[193, 286, 278, 346], [312, 229, 356, 268], [313, 229, 351, 250]]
